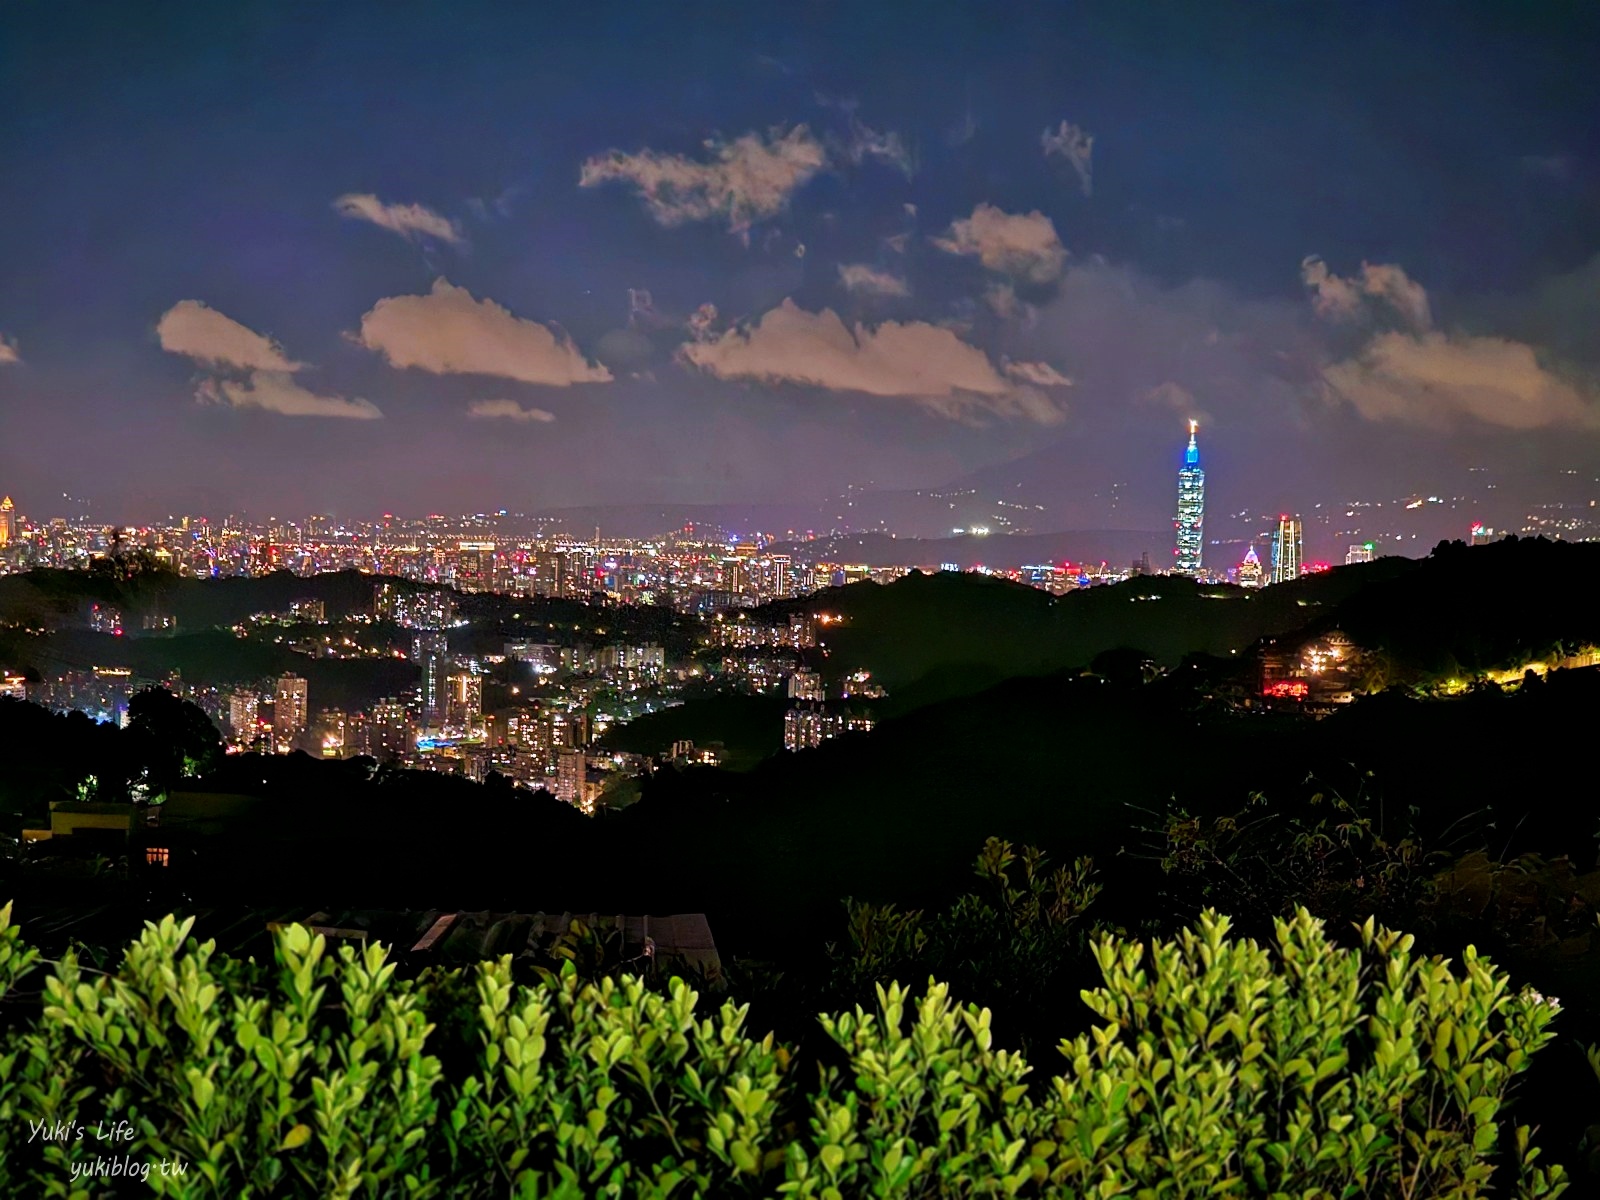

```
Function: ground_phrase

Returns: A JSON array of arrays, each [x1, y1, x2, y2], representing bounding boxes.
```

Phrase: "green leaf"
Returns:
[[280, 1124, 313, 1151]]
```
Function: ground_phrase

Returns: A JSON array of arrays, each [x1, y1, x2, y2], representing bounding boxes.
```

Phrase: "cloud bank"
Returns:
[[1302, 258, 1597, 429], [157, 301, 304, 372], [467, 399, 557, 423], [580, 126, 826, 233], [1004, 359, 1072, 387], [1321, 331, 1599, 430], [1301, 257, 1431, 331], [0, 335, 19, 365], [333, 194, 465, 247], [679, 298, 1064, 423], [934, 203, 1067, 283], [837, 263, 910, 297], [197, 372, 381, 420], [358, 279, 612, 385]]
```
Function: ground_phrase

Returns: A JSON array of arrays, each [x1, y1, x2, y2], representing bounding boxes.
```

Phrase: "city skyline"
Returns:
[[2, 3, 1599, 532]]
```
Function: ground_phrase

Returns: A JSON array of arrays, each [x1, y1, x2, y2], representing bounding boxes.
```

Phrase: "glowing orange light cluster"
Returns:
[[1264, 680, 1309, 699]]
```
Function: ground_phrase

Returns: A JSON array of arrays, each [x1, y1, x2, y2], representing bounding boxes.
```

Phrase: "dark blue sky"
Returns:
[[2, 1, 1597, 530]]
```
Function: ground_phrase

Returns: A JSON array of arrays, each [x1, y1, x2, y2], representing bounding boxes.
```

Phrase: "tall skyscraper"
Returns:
[[0, 496, 15, 547], [411, 631, 449, 725], [1174, 421, 1205, 576], [1236, 545, 1263, 588], [1271, 516, 1303, 584], [274, 674, 308, 744]]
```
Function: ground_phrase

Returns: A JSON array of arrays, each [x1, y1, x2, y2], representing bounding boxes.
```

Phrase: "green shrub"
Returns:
[[825, 837, 1100, 1052], [0, 900, 1568, 1197]]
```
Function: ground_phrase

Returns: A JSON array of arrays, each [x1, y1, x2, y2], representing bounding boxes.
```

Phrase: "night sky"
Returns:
[[2, 1, 1598, 535]]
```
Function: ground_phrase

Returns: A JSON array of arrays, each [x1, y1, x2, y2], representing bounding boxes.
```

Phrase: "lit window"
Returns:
[[146, 847, 170, 867]]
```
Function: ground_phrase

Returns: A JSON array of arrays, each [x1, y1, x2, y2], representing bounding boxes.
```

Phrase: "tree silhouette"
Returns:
[[126, 687, 223, 794]]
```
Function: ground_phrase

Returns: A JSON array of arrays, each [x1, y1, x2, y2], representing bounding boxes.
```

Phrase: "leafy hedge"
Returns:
[[0, 900, 1568, 1198]]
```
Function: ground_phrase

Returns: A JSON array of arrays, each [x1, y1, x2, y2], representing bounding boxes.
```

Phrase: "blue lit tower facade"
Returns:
[[1174, 420, 1205, 576]]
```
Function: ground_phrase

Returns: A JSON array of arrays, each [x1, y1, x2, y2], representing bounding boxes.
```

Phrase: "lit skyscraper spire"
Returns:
[[1271, 514, 1304, 583], [1174, 420, 1205, 576]]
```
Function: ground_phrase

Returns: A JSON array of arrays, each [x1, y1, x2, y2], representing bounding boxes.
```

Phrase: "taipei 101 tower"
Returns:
[[1174, 420, 1205, 576]]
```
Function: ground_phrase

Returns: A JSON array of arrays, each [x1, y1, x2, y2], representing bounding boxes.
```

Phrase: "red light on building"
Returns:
[[1264, 680, 1309, 699], [1304, 560, 1332, 574]]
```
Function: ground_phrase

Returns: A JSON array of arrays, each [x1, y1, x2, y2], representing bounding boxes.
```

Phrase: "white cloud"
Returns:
[[1302, 256, 1431, 331], [467, 399, 556, 423], [157, 300, 376, 420], [197, 371, 381, 420], [1301, 257, 1595, 428], [1042, 120, 1094, 197], [842, 118, 913, 176], [0, 334, 19, 365], [579, 126, 826, 233], [1004, 359, 1072, 387], [157, 300, 304, 372], [357, 279, 612, 386], [837, 263, 910, 297], [1321, 331, 1599, 430], [334, 193, 465, 247], [934, 203, 1067, 284], [678, 298, 1064, 423]]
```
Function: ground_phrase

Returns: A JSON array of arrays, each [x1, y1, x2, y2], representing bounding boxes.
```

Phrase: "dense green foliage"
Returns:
[[0, 900, 1569, 1197], [821, 839, 1101, 1056]]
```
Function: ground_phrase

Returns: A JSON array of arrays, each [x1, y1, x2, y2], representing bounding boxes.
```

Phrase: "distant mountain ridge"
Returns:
[[771, 529, 1172, 570]]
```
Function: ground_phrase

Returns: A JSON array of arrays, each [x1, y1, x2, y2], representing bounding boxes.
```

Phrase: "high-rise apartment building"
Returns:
[[783, 707, 830, 751], [1174, 421, 1205, 576], [369, 698, 413, 761], [556, 747, 587, 809], [445, 672, 482, 729], [411, 631, 449, 724], [1345, 543, 1375, 565], [456, 541, 496, 592], [787, 669, 826, 702], [1270, 516, 1303, 584], [228, 689, 260, 735], [274, 674, 308, 744], [550, 709, 589, 752]]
